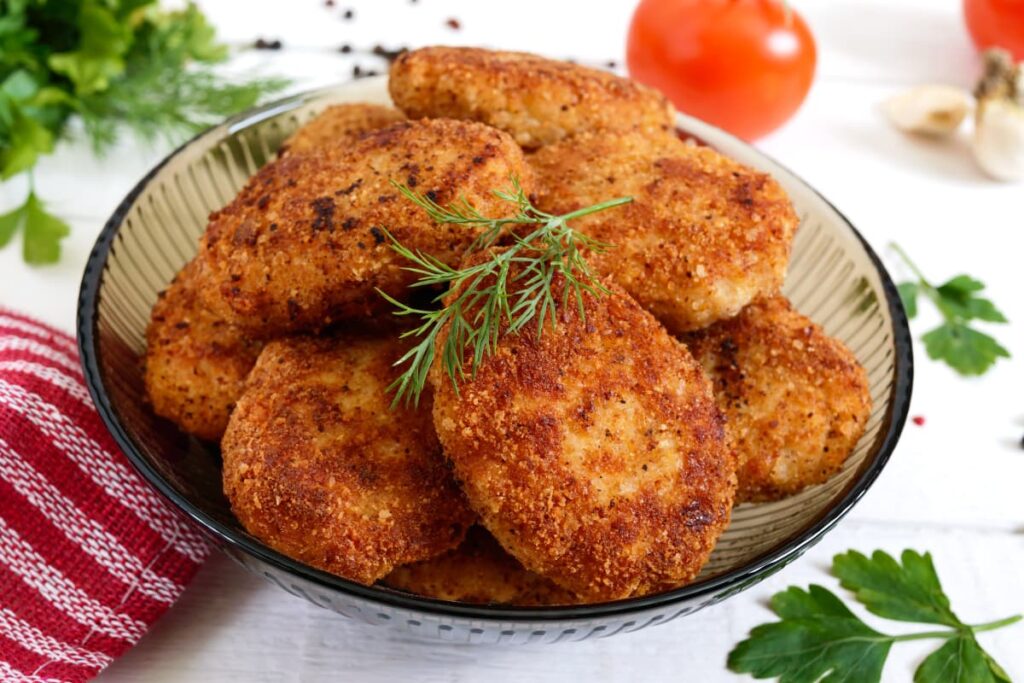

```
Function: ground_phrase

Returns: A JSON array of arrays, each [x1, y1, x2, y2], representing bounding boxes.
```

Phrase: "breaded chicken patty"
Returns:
[[280, 103, 405, 156], [389, 47, 675, 149], [195, 119, 534, 337], [222, 335, 475, 585], [530, 131, 799, 333], [683, 296, 872, 502], [144, 260, 261, 441], [382, 526, 576, 606], [431, 262, 735, 601]]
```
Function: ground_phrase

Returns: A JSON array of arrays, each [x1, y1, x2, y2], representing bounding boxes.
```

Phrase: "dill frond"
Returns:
[[380, 178, 631, 406]]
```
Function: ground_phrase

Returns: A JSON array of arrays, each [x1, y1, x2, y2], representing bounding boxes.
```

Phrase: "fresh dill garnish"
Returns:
[[378, 178, 631, 407]]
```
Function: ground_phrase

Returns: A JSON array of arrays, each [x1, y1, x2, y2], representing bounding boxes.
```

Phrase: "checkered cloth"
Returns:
[[0, 309, 208, 682]]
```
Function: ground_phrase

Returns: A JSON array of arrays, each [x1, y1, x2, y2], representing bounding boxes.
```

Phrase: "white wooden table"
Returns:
[[3, 1, 1022, 680]]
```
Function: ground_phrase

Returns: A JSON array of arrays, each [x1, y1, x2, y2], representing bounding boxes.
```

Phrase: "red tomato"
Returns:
[[626, 0, 817, 140], [964, 0, 1024, 60]]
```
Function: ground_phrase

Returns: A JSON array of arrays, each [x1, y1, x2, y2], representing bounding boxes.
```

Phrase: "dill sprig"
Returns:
[[378, 178, 631, 407]]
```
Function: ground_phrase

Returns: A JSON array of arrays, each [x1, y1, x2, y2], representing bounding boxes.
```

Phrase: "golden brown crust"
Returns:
[[143, 260, 262, 441], [222, 335, 475, 585], [683, 296, 872, 502], [195, 118, 534, 337], [382, 526, 577, 605], [529, 131, 799, 333], [389, 46, 675, 149], [430, 258, 735, 601], [279, 104, 406, 156]]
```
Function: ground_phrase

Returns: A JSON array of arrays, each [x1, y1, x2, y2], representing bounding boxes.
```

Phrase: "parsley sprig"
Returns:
[[891, 243, 1010, 376], [728, 549, 1020, 682], [0, 186, 68, 264], [0, 0, 288, 264], [379, 178, 631, 406]]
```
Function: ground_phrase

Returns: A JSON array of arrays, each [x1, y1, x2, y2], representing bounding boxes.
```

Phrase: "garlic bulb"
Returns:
[[883, 85, 972, 137], [974, 49, 1023, 105], [972, 49, 1024, 182], [973, 98, 1024, 181]]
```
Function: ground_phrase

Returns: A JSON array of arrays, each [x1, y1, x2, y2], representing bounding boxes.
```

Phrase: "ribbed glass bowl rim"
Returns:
[[76, 80, 913, 623]]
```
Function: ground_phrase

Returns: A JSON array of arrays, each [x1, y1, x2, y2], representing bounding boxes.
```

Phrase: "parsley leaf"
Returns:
[[0, 69, 58, 179], [0, 190, 70, 265], [915, 635, 1011, 683], [47, 0, 132, 96], [934, 275, 1008, 323], [727, 548, 1021, 683], [0, 201, 24, 248], [0, 106, 53, 178], [2, 69, 39, 101], [22, 191, 69, 264], [833, 549, 960, 626], [891, 243, 1010, 376], [726, 585, 891, 682], [897, 281, 918, 319], [922, 324, 1010, 377]]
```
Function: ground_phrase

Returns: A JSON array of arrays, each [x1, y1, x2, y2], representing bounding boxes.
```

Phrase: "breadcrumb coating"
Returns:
[[279, 103, 405, 156], [530, 130, 799, 333], [382, 526, 577, 605], [389, 46, 675, 149], [195, 118, 534, 337], [144, 260, 261, 441], [431, 258, 735, 601], [683, 296, 872, 502], [222, 335, 475, 585]]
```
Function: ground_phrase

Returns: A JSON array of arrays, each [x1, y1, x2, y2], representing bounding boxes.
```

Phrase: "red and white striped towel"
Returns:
[[0, 309, 208, 682]]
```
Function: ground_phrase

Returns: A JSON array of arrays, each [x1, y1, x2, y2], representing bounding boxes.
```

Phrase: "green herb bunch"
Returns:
[[0, 0, 287, 263], [380, 178, 631, 407], [891, 243, 1010, 376], [729, 549, 1020, 682]]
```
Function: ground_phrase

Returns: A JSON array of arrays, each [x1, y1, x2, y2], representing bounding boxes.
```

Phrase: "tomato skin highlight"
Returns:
[[963, 0, 1024, 60], [626, 0, 817, 141]]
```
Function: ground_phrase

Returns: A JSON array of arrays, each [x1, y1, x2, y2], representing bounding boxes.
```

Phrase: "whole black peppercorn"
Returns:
[[254, 38, 283, 50]]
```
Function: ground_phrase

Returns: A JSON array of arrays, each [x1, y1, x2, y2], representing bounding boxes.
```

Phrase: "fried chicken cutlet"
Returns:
[[222, 335, 475, 585], [280, 103, 405, 156], [530, 131, 799, 333], [195, 118, 534, 337], [683, 296, 872, 502], [389, 46, 675, 149], [382, 526, 576, 606], [144, 260, 262, 441], [431, 257, 736, 601]]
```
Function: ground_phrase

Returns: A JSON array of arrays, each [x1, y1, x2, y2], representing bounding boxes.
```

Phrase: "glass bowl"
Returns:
[[77, 77, 912, 644]]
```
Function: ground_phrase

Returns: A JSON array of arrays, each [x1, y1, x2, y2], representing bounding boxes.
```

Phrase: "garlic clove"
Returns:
[[973, 98, 1024, 181], [883, 85, 973, 137]]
